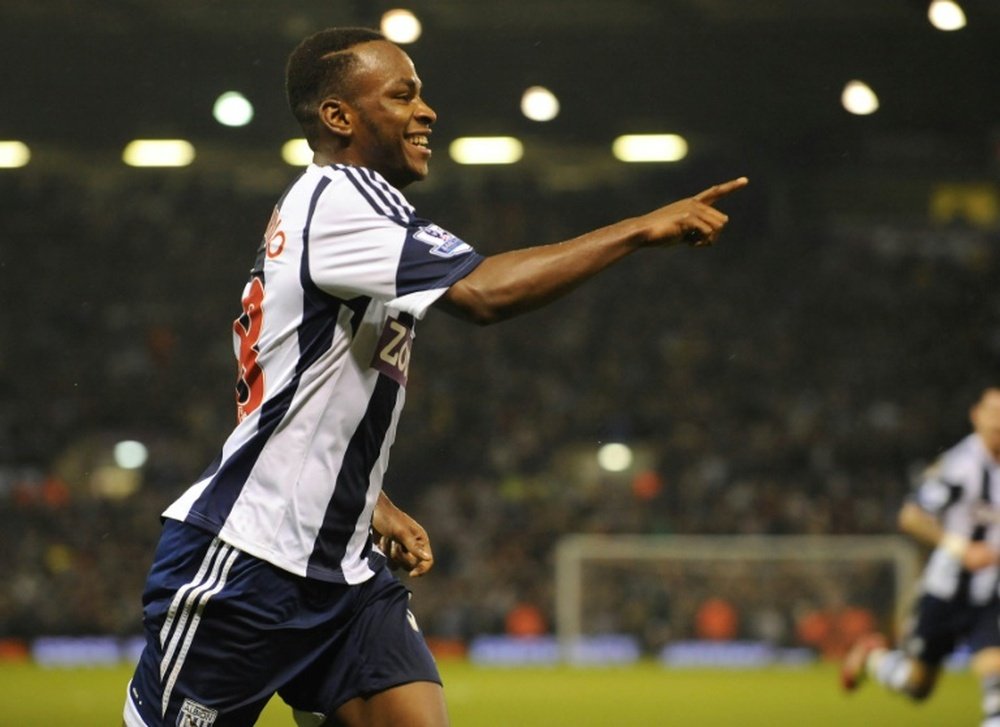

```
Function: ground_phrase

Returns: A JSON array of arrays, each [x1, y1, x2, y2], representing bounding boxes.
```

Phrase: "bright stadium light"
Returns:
[[449, 136, 524, 165], [597, 442, 634, 473], [0, 140, 30, 168], [122, 139, 195, 167], [928, 0, 966, 31], [841, 80, 880, 115], [213, 91, 254, 127], [282, 138, 312, 166], [114, 440, 148, 470], [521, 86, 560, 122], [612, 134, 688, 162], [381, 9, 422, 44]]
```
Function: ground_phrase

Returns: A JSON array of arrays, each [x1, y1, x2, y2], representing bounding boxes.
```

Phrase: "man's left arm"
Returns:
[[372, 491, 434, 577]]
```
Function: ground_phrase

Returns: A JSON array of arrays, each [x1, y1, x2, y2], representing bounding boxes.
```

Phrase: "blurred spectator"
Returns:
[[695, 597, 739, 641], [506, 603, 547, 639]]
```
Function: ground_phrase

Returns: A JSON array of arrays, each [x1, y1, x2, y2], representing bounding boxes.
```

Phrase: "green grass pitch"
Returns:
[[0, 660, 977, 725]]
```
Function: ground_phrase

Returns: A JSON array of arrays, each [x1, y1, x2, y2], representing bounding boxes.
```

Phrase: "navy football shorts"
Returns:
[[124, 519, 441, 726], [903, 592, 1000, 666]]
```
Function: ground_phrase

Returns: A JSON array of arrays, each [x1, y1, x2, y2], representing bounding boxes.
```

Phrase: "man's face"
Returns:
[[339, 40, 436, 188], [972, 389, 1000, 460]]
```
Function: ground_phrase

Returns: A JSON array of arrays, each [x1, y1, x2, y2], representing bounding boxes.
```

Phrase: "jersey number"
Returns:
[[234, 277, 265, 421]]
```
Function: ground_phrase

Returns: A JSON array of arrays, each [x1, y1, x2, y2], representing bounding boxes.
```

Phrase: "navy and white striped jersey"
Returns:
[[914, 433, 1000, 605], [162, 163, 483, 584]]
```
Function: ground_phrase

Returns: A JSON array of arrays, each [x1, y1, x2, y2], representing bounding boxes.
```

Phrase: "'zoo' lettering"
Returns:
[[371, 318, 413, 387]]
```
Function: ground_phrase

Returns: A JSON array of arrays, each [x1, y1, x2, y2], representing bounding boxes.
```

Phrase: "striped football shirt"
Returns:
[[162, 163, 483, 584], [914, 433, 1000, 604]]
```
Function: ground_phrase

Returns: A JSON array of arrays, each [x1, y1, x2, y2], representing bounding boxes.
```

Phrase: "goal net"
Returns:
[[554, 534, 922, 664]]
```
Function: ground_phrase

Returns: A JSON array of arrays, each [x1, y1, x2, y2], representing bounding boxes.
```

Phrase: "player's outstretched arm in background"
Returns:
[[898, 501, 999, 571], [372, 491, 434, 577], [438, 177, 749, 325]]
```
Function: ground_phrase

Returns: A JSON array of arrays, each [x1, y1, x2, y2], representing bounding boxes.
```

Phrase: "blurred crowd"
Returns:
[[2, 165, 998, 655]]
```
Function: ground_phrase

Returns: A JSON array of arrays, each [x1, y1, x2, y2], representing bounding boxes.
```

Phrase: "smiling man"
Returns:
[[124, 27, 747, 727], [293, 30, 437, 188]]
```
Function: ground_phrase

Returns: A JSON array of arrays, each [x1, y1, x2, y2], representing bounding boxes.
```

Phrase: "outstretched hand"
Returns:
[[641, 176, 749, 248]]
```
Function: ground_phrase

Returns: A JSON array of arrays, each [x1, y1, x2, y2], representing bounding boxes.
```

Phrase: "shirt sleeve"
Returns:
[[912, 456, 964, 516], [305, 171, 483, 319]]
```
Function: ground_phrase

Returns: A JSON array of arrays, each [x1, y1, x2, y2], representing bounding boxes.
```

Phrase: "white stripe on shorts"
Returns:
[[158, 538, 240, 717], [159, 538, 222, 650], [123, 679, 150, 726]]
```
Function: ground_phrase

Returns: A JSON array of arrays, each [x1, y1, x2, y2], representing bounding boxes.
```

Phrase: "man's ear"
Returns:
[[319, 98, 352, 141]]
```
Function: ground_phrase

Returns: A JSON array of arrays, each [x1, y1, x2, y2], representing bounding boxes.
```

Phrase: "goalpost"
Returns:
[[554, 534, 923, 661]]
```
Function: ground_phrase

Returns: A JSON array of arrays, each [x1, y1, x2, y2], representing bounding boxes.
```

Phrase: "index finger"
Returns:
[[694, 176, 749, 204]]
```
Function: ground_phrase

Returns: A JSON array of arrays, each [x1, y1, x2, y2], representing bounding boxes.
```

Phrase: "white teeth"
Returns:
[[408, 136, 428, 147]]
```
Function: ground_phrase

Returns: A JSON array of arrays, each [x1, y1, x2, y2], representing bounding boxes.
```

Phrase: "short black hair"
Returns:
[[285, 27, 386, 140]]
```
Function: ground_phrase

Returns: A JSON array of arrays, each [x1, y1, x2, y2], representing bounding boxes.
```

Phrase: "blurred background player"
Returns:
[[842, 387, 1000, 727]]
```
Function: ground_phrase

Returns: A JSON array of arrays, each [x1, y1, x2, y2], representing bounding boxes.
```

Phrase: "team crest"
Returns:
[[412, 224, 472, 258], [177, 698, 218, 726]]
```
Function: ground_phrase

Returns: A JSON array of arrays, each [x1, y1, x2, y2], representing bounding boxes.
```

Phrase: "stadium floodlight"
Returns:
[[282, 138, 312, 166], [841, 80, 879, 115], [381, 9, 422, 44], [213, 91, 254, 127], [122, 139, 195, 167], [449, 136, 524, 165], [0, 140, 30, 168], [521, 86, 560, 122], [596, 442, 633, 472], [113, 440, 148, 469], [612, 134, 688, 162], [928, 0, 967, 31]]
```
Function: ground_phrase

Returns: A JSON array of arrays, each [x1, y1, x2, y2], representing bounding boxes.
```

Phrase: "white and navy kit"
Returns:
[[126, 164, 482, 726], [164, 163, 482, 583], [905, 433, 1000, 664], [914, 433, 1000, 604]]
